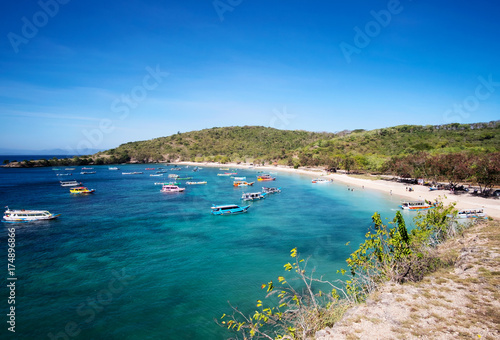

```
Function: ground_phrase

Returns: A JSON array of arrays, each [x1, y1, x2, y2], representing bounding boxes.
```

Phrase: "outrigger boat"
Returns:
[[122, 172, 143, 175], [312, 178, 331, 184], [233, 181, 254, 187], [262, 187, 281, 194], [154, 182, 180, 185], [60, 180, 82, 187], [399, 200, 435, 210], [186, 181, 207, 185], [257, 174, 276, 181], [457, 209, 486, 219], [241, 192, 267, 201], [3, 207, 60, 222], [80, 171, 96, 174], [70, 186, 95, 194], [233, 176, 246, 181], [211, 204, 250, 215]]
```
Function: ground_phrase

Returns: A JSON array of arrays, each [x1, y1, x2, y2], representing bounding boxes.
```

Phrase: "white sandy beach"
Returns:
[[177, 161, 500, 219]]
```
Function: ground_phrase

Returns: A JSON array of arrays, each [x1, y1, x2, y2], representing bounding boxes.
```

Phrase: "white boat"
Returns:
[[241, 192, 267, 201], [122, 172, 143, 175], [211, 204, 250, 215], [60, 180, 82, 187], [186, 181, 207, 185], [262, 187, 281, 194], [457, 209, 486, 219], [399, 201, 436, 210], [3, 207, 60, 222], [168, 174, 179, 178], [233, 177, 246, 181], [160, 185, 185, 192], [109, 167, 119, 170], [150, 174, 163, 177], [65, 168, 75, 171], [312, 179, 331, 184], [80, 171, 96, 174]]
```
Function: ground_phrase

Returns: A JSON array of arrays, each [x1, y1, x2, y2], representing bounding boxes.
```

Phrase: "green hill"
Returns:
[[97, 126, 336, 164], [94, 122, 500, 171]]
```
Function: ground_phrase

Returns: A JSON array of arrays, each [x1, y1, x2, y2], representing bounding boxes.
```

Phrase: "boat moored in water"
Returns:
[[186, 181, 207, 185], [399, 200, 435, 210], [3, 207, 60, 222], [241, 192, 267, 201], [312, 178, 331, 184], [257, 174, 276, 181], [60, 180, 82, 187], [211, 204, 250, 215], [70, 187, 95, 194], [233, 181, 254, 187], [457, 209, 486, 219], [262, 187, 281, 194], [160, 185, 185, 192]]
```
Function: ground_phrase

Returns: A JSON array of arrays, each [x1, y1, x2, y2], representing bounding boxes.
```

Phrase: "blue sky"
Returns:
[[0, 0, 499, 154]]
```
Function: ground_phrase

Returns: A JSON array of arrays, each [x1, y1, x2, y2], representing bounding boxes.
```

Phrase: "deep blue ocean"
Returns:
[[0, 161, 411, 339]]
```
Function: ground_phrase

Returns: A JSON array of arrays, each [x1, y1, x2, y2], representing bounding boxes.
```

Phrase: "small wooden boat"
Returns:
[[262, 187, 281, 194], [457, 209, 486, 219], [241, 192, 267, 201], [233, 181, 254, 187], [399, 201, 435, 210], [211, 204, 250, 215], [257, 175, 276, 181], [70, 187, 95, 194], [60, 180, 82, 187], [312, 179, 331, 184]]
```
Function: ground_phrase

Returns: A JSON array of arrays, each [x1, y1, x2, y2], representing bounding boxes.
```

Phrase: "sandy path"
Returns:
[[177, 162, 500, 219]]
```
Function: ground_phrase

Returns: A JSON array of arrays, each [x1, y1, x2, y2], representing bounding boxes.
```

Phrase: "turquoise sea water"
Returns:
[[0, 164, 410, 339]]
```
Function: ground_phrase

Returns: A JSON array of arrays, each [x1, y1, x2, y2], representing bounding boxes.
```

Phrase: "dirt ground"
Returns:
[[315, 219, 500, 340]]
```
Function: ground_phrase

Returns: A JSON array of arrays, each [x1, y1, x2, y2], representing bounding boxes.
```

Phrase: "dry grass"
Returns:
[[316, 219, 500, 340]]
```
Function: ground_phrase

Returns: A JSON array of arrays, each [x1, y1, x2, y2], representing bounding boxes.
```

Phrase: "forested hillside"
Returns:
[[6, 122, 500, 188], [97, 126, 336, 164], [94, 121, 500, 171]]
